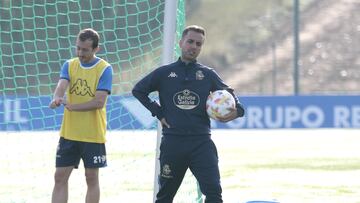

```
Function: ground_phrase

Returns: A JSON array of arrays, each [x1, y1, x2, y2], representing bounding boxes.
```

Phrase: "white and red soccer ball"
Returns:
[[206, 90, 235, 120]]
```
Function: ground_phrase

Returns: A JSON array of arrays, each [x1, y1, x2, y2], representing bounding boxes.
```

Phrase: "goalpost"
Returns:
[[154, 1, 202, 202], [153, 0, 178, 201]]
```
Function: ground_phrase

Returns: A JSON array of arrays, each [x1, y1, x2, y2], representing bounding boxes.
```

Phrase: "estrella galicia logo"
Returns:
[[173, 89, 200, 110], [70, 79, 95, 97]]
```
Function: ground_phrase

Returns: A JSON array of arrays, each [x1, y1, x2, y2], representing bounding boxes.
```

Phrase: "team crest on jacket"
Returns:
[[70, 78, 95, 97], [173, 89, 200, 110], [196, 70, 204, 80]]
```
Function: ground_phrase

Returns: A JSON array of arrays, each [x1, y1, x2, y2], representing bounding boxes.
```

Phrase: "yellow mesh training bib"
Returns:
[[60, 58, 109, 143]]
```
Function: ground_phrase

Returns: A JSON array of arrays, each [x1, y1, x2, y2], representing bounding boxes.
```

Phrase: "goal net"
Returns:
[[0, 0, 202, 202]]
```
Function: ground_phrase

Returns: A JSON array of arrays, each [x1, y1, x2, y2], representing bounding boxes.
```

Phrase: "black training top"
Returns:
[[132, 58, 244, 136]]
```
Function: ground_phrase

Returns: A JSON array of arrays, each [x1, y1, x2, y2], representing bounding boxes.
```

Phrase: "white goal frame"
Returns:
[[153, 0, 178, 202]]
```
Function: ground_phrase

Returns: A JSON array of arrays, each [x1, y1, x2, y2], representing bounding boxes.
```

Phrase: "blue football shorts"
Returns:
[[55, 137, 107, 168]]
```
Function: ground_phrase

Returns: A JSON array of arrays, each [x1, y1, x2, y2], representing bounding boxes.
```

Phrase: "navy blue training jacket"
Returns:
[[132, 58, 244, 136]]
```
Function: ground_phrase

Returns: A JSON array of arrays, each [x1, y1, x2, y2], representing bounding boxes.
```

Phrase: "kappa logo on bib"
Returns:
[[70, 78, 95, 97], [173, 89, 200, 110]]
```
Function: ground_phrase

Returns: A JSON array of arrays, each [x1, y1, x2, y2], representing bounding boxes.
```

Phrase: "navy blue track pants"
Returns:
[[155, 135, 223, 203]]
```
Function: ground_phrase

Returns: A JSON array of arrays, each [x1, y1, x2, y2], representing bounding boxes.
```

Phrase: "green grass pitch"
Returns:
[[0, 129, 359, 203]]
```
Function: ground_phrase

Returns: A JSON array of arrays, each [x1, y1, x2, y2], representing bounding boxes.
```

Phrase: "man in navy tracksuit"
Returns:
[[132, 25, 245, 203]]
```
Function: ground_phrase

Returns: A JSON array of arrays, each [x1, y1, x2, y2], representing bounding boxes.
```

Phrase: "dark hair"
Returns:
[[77, 28, 100, 49], [181, 25, 205, 38]]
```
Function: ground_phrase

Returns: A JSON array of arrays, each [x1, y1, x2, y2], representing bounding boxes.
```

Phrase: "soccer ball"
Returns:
[[206, 90, 235, 120]]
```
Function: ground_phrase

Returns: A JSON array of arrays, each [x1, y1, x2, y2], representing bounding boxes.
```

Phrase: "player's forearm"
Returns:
[[132, 89, 163, 119], [53, 88, 66, 100], [236, 103, 245, 117], [225, 88, 245, 117], [65, 91, 108, 112], [53, 80, 68, 98], [49, 80, 68, 108], [65, 98, 105, 112]]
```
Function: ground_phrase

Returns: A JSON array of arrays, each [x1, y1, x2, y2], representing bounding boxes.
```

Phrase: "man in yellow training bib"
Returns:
[[49, 28, 113, 203]]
